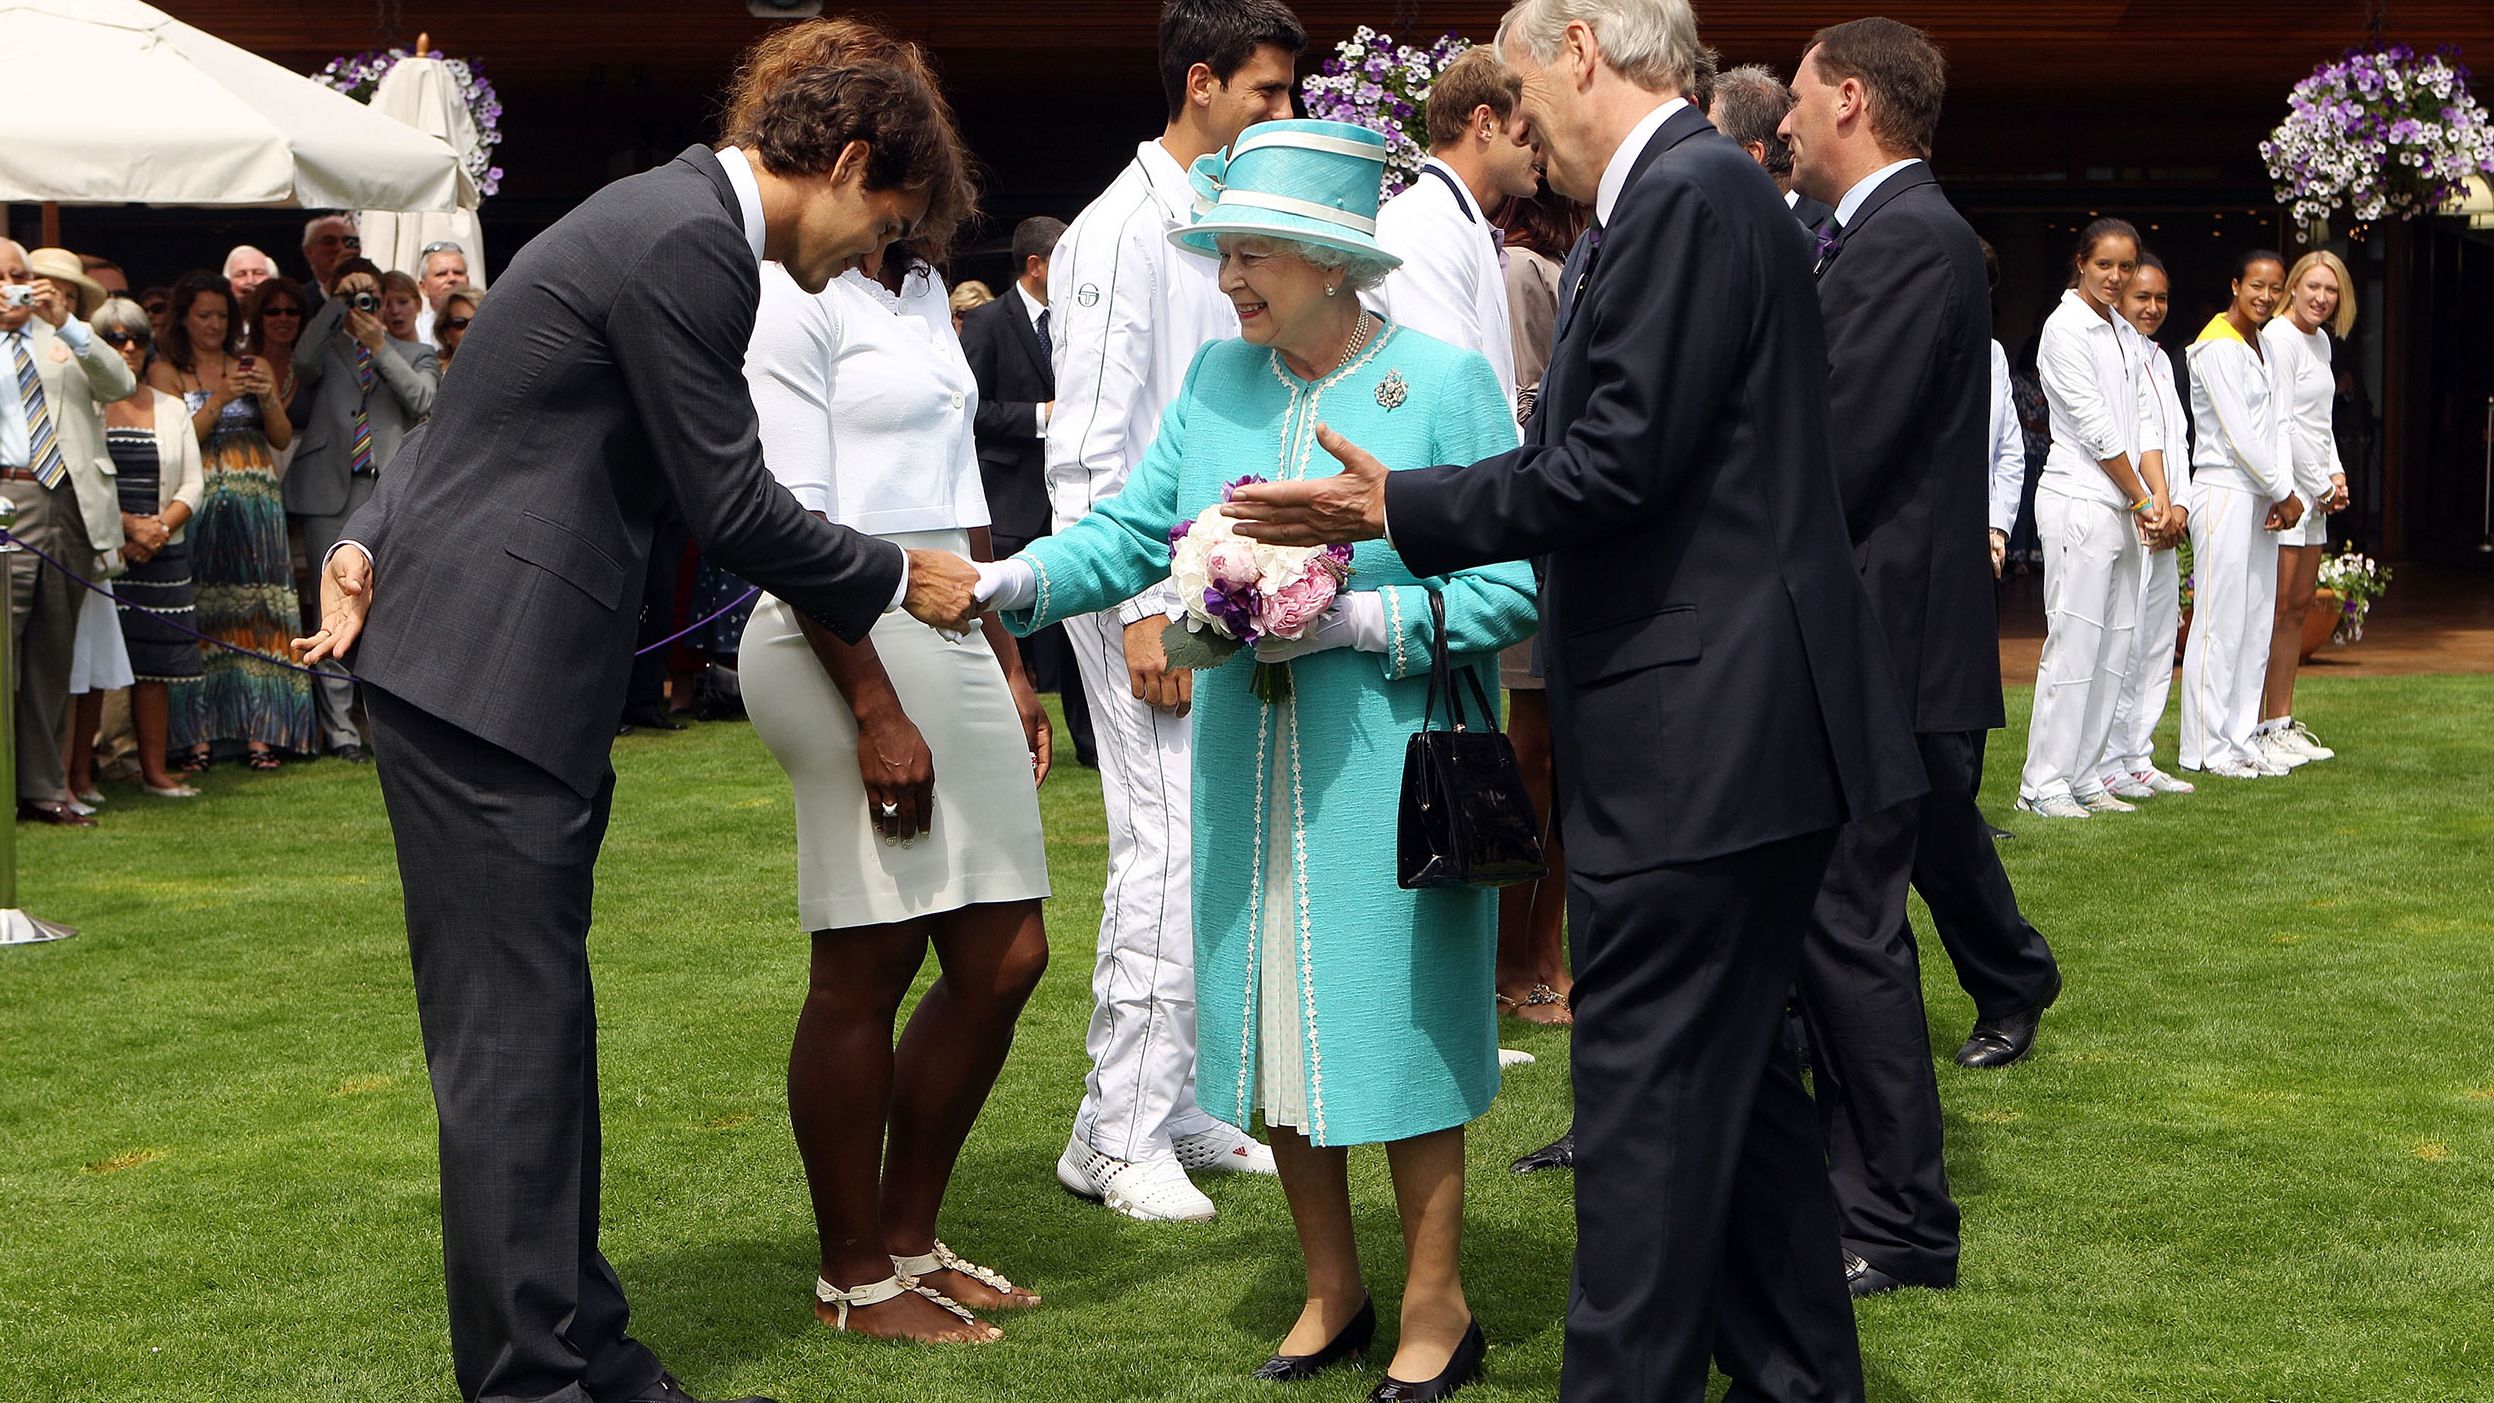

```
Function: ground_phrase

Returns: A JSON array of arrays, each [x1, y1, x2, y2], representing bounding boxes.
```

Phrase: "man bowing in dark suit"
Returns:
[[1227, 3, 1925, 1397], [961, 215, 1094, 765], [1780, 17, 2064, 1300], [296, 21, 982, 1403]]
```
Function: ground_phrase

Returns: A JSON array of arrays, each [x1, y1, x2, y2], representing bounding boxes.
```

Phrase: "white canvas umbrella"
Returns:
[[0, 0, 473, 211], [358, 52, 488, 284]]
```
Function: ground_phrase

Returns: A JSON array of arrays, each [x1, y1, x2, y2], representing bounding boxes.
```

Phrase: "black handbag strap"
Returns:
[[1419, 590, 1500, 734]]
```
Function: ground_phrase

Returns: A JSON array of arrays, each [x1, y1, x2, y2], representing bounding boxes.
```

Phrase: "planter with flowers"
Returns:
[[2260, 45, 2494, 227], [313, 45, 505, 199], [1300, 27, 1472, 198], [2308, 549, 2393, 659]]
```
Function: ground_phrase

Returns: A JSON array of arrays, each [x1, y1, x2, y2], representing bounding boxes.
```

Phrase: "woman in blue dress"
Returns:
[[983, 122, 1534, 1400]]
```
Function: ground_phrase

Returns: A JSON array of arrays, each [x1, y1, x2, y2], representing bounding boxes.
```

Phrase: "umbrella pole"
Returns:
[[39, 203, 59, 249], [0, 499, 79, 947]]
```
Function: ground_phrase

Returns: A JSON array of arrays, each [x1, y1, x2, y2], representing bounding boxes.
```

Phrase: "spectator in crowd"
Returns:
[[412, 240, 469, 345], [433, 284, 483, 374], [300, 215, 359, 296], [92, 297, 205, 799], [379, 269, 426, 347], [224, 246, 276, 306], [139, 286, 173, 346], [3, 239, 138, 827], [146, 270, 310, 771], [81, 255, 129, 296], [245, 277, 314, 435], [1710, 62, 1832, 228], [288, 257, 439, 763], [946, 277, 993, 334]]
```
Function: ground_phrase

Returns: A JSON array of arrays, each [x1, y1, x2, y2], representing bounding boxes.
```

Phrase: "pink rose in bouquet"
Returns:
[[1165, 477, 1354, 700]]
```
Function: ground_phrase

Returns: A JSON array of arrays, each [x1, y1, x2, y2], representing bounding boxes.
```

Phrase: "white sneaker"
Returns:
[[2016, 794, 2092, 819], [2076, 789, 2138, 814], [2198, 759, 2270, 780], [2104, 773, 2157, 800], [1173, 1122, 1278, 1176], [1498, 1046, 1538, 1069], [2137, 768, 2196, 795], [1056, 1137, 1217, 1222], [2282, 721, 2336, 761], [2254, 731, 2311, 770]]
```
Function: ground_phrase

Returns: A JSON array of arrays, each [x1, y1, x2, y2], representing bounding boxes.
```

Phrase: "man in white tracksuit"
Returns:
[[1364, 46, 1542, 416], [1044, 0, 1302, 1222], [2099, 255, 2198, 799]]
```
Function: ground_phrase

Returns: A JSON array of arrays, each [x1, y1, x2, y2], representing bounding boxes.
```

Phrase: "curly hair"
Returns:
[[718, 18, 978, 262]]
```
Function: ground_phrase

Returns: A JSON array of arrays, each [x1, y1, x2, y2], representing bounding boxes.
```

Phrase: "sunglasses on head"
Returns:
[[422, 240, 466, 257]]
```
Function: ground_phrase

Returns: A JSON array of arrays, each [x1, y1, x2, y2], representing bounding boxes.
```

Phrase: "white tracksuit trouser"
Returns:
[[1064, 608, 1218, 1162], [2022, 490, 2143, 804], [2099, 543, 2182, 781], [2179, 484, 2279, 771]]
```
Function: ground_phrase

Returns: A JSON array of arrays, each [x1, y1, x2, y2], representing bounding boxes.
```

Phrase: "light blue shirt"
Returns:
[[1, 319, 94, 470], [1831, 157, 1923, 232]]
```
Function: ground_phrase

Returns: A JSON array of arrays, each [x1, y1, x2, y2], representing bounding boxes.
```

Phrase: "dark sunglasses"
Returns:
[[100, 330, 151, 348], [259, 305, 303, 317], [441, 316, 473, 331]]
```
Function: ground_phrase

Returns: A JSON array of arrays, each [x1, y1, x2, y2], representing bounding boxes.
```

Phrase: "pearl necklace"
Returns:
[[1326, 312, 1376, 377]]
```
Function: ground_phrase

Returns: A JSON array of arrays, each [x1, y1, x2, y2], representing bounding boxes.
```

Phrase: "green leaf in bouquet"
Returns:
[[1161, 620, 1243, 671]]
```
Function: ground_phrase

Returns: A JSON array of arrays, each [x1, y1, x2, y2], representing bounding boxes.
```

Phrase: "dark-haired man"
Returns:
[[963, 214, 1094, 765], [1710, 62, 1831, 229], [1782, 15, 2060, 1300], [1043, 0, 1300, 1223]]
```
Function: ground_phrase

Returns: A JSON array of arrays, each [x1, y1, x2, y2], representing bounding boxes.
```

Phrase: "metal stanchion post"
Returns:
[[0, 497, 78, 946]]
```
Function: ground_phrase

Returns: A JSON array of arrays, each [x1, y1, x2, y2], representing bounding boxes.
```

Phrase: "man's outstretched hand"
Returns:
[[1225, 424, 1391, 546], [903, 549, 983, 633], [293, 546, 373, 664]]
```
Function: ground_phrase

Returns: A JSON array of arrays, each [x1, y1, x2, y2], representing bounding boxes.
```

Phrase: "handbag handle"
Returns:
[[1419, 589, 1499, 735]]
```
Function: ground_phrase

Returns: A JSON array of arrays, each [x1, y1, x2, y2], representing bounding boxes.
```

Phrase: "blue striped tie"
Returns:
[[9, 330, 68, 489]]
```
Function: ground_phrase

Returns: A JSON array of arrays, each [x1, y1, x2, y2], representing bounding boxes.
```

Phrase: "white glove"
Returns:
[[973, 557, 1037, 611], [1254, 592, 1388, 662]]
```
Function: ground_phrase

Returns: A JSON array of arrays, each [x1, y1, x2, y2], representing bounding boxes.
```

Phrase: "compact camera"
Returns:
[[0, 284, 33, 309], [349, 292, 381, 314]]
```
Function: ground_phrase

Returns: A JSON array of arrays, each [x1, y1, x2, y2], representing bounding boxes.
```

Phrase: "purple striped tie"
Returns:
[[10, 330, 68, 488]]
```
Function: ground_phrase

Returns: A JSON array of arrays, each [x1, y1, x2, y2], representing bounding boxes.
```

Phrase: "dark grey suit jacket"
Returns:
[[342, 145, 906, 795], [959, 292, 1053, 544], [1381, 105, 1926, 876], [284, 307, 438, 518]]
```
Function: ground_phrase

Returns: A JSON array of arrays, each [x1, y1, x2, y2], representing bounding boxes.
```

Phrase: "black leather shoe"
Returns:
[[329, 743, 372, 764], [1254, 1296, 1375, 1381], [1956, 969, 2062, 1069], [1985, 821, 2014, 841], [1509, 1129, 1573, 1174], [1370, 1318, 1486, 1401], [622, 1371, 774, 1403], [18, 801, 96, 828], [622, 707, 688, 732], [1844, 1251, 1951, 1298]]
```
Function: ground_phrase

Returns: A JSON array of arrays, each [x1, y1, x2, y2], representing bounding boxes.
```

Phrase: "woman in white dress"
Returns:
[[2018, 218, 2173, 819], [2256, 250, 2356, 767], [742, 242, 1053, 1345]]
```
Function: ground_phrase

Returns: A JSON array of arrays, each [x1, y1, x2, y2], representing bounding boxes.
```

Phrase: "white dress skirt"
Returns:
[[740, 528, 1051, 931]]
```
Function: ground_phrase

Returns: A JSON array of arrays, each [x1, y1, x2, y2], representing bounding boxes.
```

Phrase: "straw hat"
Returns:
[[26, 248, 106, 319], [1170, 120, 1402, 269]]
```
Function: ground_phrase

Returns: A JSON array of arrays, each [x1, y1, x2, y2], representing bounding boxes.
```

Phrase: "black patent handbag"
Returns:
[[1397, 592, 1550, 890]]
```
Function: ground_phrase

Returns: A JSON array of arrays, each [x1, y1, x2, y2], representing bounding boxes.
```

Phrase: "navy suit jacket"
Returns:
[[959, 291, 1054, 545]]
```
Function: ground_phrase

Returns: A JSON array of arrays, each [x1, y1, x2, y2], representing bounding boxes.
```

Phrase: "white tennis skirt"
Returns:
[[739, 529, 1050, 931]]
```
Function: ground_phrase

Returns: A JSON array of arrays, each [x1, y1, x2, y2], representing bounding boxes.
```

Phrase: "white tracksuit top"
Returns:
[[2142, 340, 2191, 495], [2185, 322, 2292, 501], [2037, 287, 2163, 508], [1987, 339, 2025, 534], [1365, 156, 1518, 408], [2260, 316, 2344, 510]]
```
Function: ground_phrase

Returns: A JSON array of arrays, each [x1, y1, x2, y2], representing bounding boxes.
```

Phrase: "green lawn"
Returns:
[[4, 677, 2489, 1402]]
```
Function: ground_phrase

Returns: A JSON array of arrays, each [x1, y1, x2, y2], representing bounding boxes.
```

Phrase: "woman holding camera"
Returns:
[[148, 270, 310, 771]]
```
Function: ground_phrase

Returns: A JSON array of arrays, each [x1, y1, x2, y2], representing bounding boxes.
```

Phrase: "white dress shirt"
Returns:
[[1045, 138, 1238, 623], [1594, 99, 1690, 227], [2037, 287, 2161, 508], [1986, 339, 2025, 535], [2260, 316, 2343, 507], [1830, 157, 1923, 231], [1367, 155, 1517, 403], [1013, 281, 1051, 439]]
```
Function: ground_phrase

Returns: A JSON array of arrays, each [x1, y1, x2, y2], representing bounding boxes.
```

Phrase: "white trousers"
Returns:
[[2180, 485, 2279, 771], [1064, 608, 1217, 1161], [2021, 491, 2143, 803], [2099, 543, 2181, 781]]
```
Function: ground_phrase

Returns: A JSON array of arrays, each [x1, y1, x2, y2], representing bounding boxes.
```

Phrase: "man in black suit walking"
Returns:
[[297, 23, 982, 1403], [1228, 4, 1925, 1397], [1780, 17, 2063, 1299], [961, 215, 1094, 765]]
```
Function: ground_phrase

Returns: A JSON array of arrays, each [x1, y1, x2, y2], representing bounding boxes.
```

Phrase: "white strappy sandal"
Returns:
[[890, 1241, 1039, 1307], [813, 1273, 1000, 1341]]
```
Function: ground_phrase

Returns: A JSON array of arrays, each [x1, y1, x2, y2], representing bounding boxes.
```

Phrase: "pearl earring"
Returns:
[[1326, 284, 1339, 298]]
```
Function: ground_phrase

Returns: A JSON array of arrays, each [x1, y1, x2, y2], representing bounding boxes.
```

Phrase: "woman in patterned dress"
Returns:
[[147, 272, 312, 769]]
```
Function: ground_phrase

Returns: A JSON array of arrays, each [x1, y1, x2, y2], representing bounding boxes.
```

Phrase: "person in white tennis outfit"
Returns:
[[2181, 249, 2305, 780], [1042, 0, 1301, 1222], [2018, 218, 2172, 820], [2096, 252, 2196, 800], [2255, 249, 2356, 769]]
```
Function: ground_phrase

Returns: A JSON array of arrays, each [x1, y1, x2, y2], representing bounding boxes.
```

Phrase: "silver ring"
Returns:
[[879, 801, 899, 818]]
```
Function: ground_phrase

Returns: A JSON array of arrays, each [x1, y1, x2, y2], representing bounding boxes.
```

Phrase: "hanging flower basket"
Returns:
[[2259, 45, 2494, 225], [1300, 27, 1472, 199], [314, 47, 504, 199]]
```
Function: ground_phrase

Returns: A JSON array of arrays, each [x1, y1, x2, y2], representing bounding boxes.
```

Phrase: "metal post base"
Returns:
[[0, 909, 78, 946]]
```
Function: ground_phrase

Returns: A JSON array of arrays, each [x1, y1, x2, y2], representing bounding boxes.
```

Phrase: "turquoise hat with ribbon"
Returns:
[[1170, 119, 1402, 269]]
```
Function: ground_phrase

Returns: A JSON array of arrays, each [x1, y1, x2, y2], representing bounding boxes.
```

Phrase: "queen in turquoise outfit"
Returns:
[[986, 122, 1533, 1397]]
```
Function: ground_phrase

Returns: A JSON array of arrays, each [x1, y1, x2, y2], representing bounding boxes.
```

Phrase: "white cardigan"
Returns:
[[106, 389, 207, 545], [745, 263, 989, 538], [2036, 288, 2162, 508]]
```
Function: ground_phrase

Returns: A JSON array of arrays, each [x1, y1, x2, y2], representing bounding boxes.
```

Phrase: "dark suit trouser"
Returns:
[[1917, 729, 2058, 1020], [368, 687, 662, 1403], [1564, 829, 1863, 1403], [5, 475, 90, 806]]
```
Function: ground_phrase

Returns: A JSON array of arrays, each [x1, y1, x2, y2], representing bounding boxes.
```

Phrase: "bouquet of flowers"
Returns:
[[2316, 548, 2393, 644], [1163, 477, 1355, 702], [2259, 45, 2494, 225], [315, 47, 507, 199], [1300, 27, 1472, 198]]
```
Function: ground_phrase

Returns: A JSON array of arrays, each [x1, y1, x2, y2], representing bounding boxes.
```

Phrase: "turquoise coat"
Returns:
[[1007, 325, 1537, 1146]]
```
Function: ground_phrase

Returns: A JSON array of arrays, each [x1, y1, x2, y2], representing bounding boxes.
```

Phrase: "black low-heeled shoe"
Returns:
[[1253, 1296, 1376, 1382], [1369, 1318, 1486, 1402]]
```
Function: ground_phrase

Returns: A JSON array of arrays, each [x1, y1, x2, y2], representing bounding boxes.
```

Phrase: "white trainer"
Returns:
[[1498, 1046, 1538, 1069], [2254, 731, 2311, 770], [1056, 1137, 1217, 1222], [2104, 773, 2157, 800], [2016, 794, 2092, 819], [2198, 759, 2270, 780], [2282, 721, 2336, 761], [2076, 789, 2138, 813], [2137, 768, 2196, 795], [1174, 1122, 1279, 1176]]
